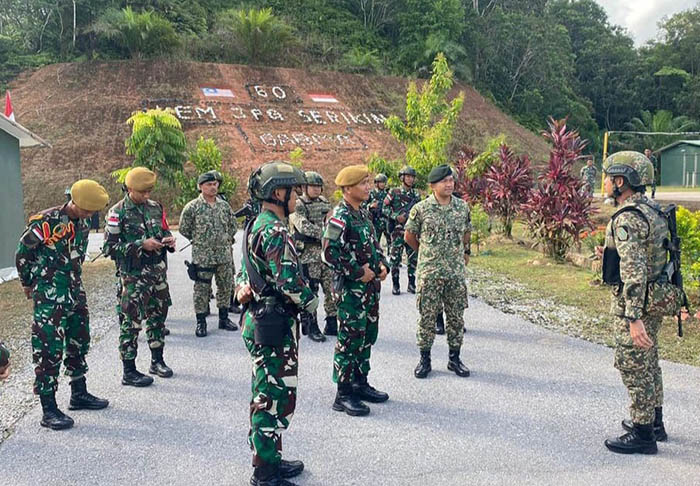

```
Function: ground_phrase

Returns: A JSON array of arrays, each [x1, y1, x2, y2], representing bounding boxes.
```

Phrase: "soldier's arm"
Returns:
[[322, 215, 365, 281], [103, 208, 142, 260], [404, 205, 421, 252], [229, 205, 238, 240], [178, 203, 194, 241], [264, 226, 316, 311], [381, 191, 395, 220], [615, 212, 649, 320], [15, 219, 43, 289], [291, 203, 323, 240], [463, 204, 472, 256], [158, 204, 173, 240]]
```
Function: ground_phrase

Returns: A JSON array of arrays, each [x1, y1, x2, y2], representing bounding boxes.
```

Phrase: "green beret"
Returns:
[[198, 170, 222, 185], [71, 180, 109, 211], [428, 164, 453, 184], [335, 165, 369, 187], [125, 167, 157, 191], [0, 342, 10, 368]]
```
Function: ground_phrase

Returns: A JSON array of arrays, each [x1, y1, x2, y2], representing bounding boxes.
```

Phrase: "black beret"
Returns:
[[198, 170, 222, 185], [428, 165, 453, 183]]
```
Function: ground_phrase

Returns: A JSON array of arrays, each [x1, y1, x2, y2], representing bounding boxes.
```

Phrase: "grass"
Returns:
[[654, 186, 700, 193]]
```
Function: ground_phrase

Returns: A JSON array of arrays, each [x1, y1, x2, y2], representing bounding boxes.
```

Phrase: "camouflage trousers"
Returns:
[[193, 261, 233, 314], [416, 276, 468, 351], [306, 262, 337, 317], [389, 228, 417, 278], [333, 281, 380, 384], [373, 219, 391, 249], [243, 324, 298, 468], [614, 314, 663, 424], [31, 293, 90, 395], [119, 274, 171, 361]]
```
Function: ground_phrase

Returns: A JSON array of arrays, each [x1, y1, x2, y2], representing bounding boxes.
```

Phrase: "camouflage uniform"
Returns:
[[405, 195, 471, 351], [0, 341, 9, 369], [580, 164, 598, 195], [237, 209, 317, 469], [322, 200, 389, 385], [179, 194, 237, 313], [103, 195, 173, 361], [383, 186, 420, 280], [15, 204, 92, 395], [366, 187, 390, 246]]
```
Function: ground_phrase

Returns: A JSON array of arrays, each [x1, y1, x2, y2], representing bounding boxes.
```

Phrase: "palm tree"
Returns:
[[217, 8, 295, 64], [625, 109, 698, 149]]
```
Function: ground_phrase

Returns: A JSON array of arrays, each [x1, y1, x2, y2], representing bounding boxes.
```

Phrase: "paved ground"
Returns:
[[1, 232, 700, 485]]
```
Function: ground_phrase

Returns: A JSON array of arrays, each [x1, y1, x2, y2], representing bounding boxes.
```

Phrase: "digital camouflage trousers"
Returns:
[[416, 276, 468, 351], [193, 262, 233, 314]]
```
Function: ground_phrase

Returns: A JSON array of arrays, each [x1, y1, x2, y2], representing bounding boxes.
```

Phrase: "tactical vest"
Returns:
[[292, 196, 330, 245]]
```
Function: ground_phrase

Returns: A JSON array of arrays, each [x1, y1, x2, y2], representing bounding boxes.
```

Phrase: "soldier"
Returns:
[[15, 180, 110, 430], [104, 167, 175, 387], [405, 165, 472, 379], [367, 173, 390, 247], [383, 165, 421, 295], [234, 162, 317, 486], [580, 157, 598, 197], [179, 170, 238, 337], [0, 342, 9, 380], [322, 165, 390, 417], [599, 151, 678, 455], [644, 148, 658, 199], [289, 171, 336, 341]]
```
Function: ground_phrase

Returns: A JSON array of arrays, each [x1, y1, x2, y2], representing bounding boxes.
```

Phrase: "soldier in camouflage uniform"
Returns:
[[600, 151, 682, 455], [580, 158, 598, 196], [235, 162, 317, 486], [179, 170, 238, 337], [0, 341, 10, 380], [323, 165, 390, 417], [366, 173, 390, 248], [290, 171, 336, 342], [104, 167, 175, 388], [15, 180, 110, 430], [383, 165, 421, 295], [405, 165, 472, 379]]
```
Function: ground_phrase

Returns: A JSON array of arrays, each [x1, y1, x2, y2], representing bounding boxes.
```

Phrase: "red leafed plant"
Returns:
[[523, 117, 596, 260], [482, 144, 534, 238], [452, 146, 485, 205]]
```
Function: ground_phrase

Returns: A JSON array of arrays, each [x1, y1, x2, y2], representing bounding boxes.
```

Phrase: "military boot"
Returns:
[[407, 275, 416, 294], [149, 347, 173, 378], [605, 423, 657, 454], [218, 307, 238, 331], [122, 359, 154, 387], [250, 464, 298, 486], [300, 312, 311, 336], [353, 374, 389, 403], [307, 314, 326, 342], [323, 315, 338, 336], [435, 313, 445, 335], [195, 312, 208, 337], [40, 393, 74, 430], [391, 270, 400, 295], [414, 350, 432, 379], [622, 407, 667, 442], [68, 376, 109, 410], [447, 348, 470, 377], [279, 459, 304, 479], [332, 383, 370, 416]]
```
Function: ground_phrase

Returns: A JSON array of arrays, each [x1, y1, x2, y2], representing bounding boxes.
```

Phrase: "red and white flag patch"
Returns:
[[328, 217, 345, 230]]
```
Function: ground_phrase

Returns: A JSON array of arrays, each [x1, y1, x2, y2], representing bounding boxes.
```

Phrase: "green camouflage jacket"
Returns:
[[103, 195, 172, 278], [290, 195, 331, 265], [179, 194, 237, 265], [580, 165, 598, 184], [405, 195, 472, 282], [382, 186, 421, 226], [15, 204, 90, 304]]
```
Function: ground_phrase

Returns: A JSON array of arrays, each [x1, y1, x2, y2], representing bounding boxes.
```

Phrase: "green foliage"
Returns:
[[469, 204, 490, 254], [174, 136, 238, 209], [467, 134, 506, 178], [676, 206, 700, 288], [367, 153, 401, 186], [624, 110, 698, 150], [216, 8, 295, 64], [385, 53, 464, 186], [116, 108, 187, 185], [340, 47, 382, 74], [288, 147, 304, 167]]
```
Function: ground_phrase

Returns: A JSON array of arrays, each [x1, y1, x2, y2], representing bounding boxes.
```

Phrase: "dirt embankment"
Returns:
[[9, 60, 551, 216]]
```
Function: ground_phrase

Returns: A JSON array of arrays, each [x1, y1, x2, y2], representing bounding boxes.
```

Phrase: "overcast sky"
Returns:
[[596, 0, 698, 45]]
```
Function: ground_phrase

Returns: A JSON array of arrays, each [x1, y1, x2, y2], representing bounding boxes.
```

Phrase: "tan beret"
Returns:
[[70, 179, 109, 211], [335, 165, 369, 187], [125, 167, 157, 191]]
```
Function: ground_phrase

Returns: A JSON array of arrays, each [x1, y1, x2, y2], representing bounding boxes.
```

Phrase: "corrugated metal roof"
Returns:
[[0, 114, 51, 148], [656, 140, 700, 153]]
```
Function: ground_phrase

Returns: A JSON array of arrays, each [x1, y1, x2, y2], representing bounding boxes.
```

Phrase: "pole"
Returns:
[[602, 131, 609, 196]]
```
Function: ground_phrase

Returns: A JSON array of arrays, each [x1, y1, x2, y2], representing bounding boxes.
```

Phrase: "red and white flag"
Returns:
[[4, 91, 15, 121], [309, 92, 339, 104]]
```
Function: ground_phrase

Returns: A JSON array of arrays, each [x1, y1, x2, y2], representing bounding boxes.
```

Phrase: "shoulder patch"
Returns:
[[106, 210, 121, 234], [324, 216, 345, 241]]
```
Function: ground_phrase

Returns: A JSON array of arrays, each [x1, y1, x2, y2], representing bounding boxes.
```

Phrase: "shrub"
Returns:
[[470, 204, 490, 254], [216, 8, 295, 65], [367, 153, 401, 186], [340, 46, 382, 74], [676, 205, 700, 288]]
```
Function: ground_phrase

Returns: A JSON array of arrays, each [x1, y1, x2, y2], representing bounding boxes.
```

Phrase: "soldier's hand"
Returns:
[[378, 264, 388, 281], [360, 263, 376, 283], [630, 319, 653, 349], [397, 214, 407, 224], [161, 236, 176, 248], [22, 286, 32, 300], [142, 238, 164, 252], [237, 285, 253, 305], [595, 245, 604, 258], [0, 364, 10, 380]]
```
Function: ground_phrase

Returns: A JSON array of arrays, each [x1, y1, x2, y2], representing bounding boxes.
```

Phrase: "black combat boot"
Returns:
[[195, 312, 208, 337], [68, 376, 109, 410], [414, 350, 432, 379], [353, 374, 389, 403], [407, 275, 416, 294], [323, 315, 338, 336], [307, 314, 326, 342], [218, 307, 238, 331], [332, 383, 370, 416], [435, 313, 445, 335], [122, 359, 154, 387], [279, 459, 304, 479], [605, 423, 657, 454], [300, 312, 311, 336], [622, 407, 667, 442], [391, 270, 401, 295], [250, 463, 298, 486], [149, 346, 173, 378], [447, 348, 470, 377], [40, 393, 74, 430]]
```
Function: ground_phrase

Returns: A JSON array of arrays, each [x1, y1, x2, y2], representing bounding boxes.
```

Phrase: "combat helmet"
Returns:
[[248, 161, 306, 202], [398, 166, 417, 177], [603, 151, 654, 187], [304, 171, 324, 186], [374, 173, 388, 183]]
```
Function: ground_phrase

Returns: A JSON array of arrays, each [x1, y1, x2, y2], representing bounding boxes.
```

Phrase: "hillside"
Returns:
[[9, 60, 550, 215]]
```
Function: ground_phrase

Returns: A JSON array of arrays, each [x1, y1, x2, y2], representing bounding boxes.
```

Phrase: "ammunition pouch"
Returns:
[[602, 248, 622, 285], [251, 297, 295, 346], [184, 260, 215, 283]]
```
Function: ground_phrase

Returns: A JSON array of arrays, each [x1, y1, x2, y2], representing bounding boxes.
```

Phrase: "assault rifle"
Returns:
[[664, 205, 689, 337]]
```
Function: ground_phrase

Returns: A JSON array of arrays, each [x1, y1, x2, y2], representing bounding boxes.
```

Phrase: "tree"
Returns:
[[216, 7, 295, 64], [114, 108, 187, 185], [624, 109, 698, 149], [385, 53, 464, 185]]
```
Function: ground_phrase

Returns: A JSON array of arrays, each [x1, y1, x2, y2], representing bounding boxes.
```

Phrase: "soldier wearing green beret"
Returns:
[[179, 170, 239, 337], [16, 179, 110, 430], [0, 342, 10, 380]]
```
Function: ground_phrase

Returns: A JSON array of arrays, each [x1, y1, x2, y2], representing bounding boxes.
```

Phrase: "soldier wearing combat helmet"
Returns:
[[16, 179, 110, 430], [599, 151, 683, 455], [235, 162, 317, 486], [365, 173, 390, 247]]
